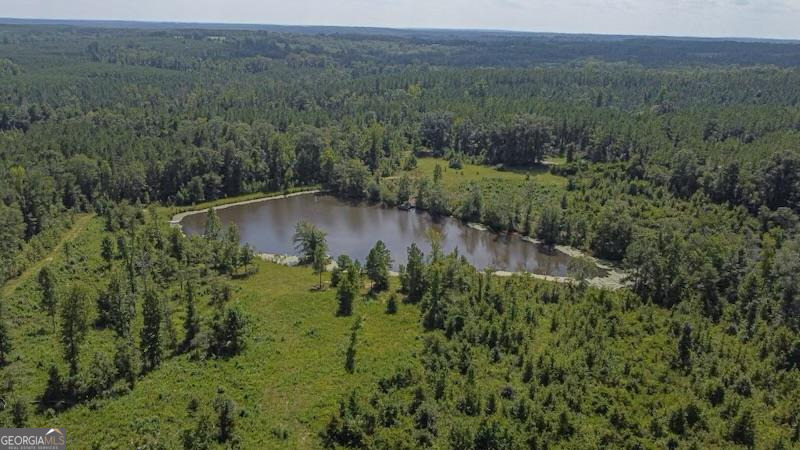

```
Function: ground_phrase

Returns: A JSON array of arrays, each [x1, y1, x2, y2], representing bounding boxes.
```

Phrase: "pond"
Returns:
[[177, 193, 578, 276]]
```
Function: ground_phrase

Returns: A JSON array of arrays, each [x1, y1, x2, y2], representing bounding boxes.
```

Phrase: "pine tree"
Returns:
[[522, 359, 534, 383], [331, 255, 352, 288], [433, 164, 443, 184], [406, 244, 426, 303], [204, 208, 221, 241], [101, 236, 115, 265], [312, 240, 328, 290], [214, 394, 237, 443], [729, 409, 755, 446], [366, 241, 392, 292], [162, 300, 178, 353], [397, 174, 412, 205], [386, 295, 398, 315], [210, 282, 231, 311], [182, 412, 215, 449], [422, 267, 445, 331], [221, 224, 241, 274], [114, 339, 137, 388], [111, 285, 136, 340], [41, 364, 64, 406], [209, 307, 247, 358], [398, 264, 408, 293], [344, 317, 362, 373], [60, 284, 90, 377], [0, 318, 10, 366], [0, 298, 11, 366], [536, 205, 561, 246], [116, 234, 128, 260], [240, 244, 255, 274], [38, 266, 58, 332], [11, 397, 28, 427], [678, 323, 693, 371], [293, 221, 329, 289], [97, 273, 126, 329], [183, 283, 200, 349], [336, 263, 359, 317], [140, 290, 162, 372]]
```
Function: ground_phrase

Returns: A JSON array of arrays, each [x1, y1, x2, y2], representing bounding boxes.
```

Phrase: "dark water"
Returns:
[[179, 194, 574, 276]]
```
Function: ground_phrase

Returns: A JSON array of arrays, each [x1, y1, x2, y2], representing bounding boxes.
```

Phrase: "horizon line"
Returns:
[[1, 16, 798, 43]]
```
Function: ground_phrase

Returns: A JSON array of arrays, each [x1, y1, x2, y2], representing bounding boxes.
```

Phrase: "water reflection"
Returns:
[[179, 194, 574, 276]]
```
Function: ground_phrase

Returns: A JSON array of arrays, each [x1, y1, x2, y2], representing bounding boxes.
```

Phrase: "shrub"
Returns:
[[386, 295, 398, 314]]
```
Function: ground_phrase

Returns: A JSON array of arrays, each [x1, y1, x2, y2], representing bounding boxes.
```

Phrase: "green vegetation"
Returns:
[[294, 221, 330, 290], [365, 241, 392, 293], [0, 211, 420, 447], [1, 21, 800, 448], [321, 246, 800, 448]]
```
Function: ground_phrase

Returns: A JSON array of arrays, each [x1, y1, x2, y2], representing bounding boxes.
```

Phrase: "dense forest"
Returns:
[[0, 21, 799, 448]]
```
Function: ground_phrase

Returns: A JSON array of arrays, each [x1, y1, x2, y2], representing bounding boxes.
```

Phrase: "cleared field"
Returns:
[[3, 215, 420, 449], [407, 157, 568, 190]]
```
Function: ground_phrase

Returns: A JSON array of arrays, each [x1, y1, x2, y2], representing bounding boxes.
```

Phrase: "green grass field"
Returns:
[[2, 214, 421, 449], [407, 157, 567, 191], [1, 161, 566, 448]]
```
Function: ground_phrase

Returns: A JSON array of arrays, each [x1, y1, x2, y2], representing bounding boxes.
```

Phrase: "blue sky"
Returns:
[[2, 0, 799, 39]]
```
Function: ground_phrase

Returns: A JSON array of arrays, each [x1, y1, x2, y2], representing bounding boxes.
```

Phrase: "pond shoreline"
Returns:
[[171, 191, 628, 290], [169, 190, 322, 226]]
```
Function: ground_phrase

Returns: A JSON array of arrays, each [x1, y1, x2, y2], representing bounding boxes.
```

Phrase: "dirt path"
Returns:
[[1, 213, 93, 298]]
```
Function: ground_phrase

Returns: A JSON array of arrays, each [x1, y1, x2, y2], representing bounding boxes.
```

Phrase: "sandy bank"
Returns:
[[493, 267, 627, 290], [254, 254, 626, 290]]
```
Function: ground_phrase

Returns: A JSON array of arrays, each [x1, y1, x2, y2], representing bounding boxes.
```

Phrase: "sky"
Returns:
[[2, 0, 799, 40]]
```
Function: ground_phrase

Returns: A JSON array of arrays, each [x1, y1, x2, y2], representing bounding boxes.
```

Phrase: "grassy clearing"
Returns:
[[3, 214, 421, 449], [542, 155, 567, 166], [407, 157, 567, 190], [3, 216, 113, 412], [2, 214, 93, 299]]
